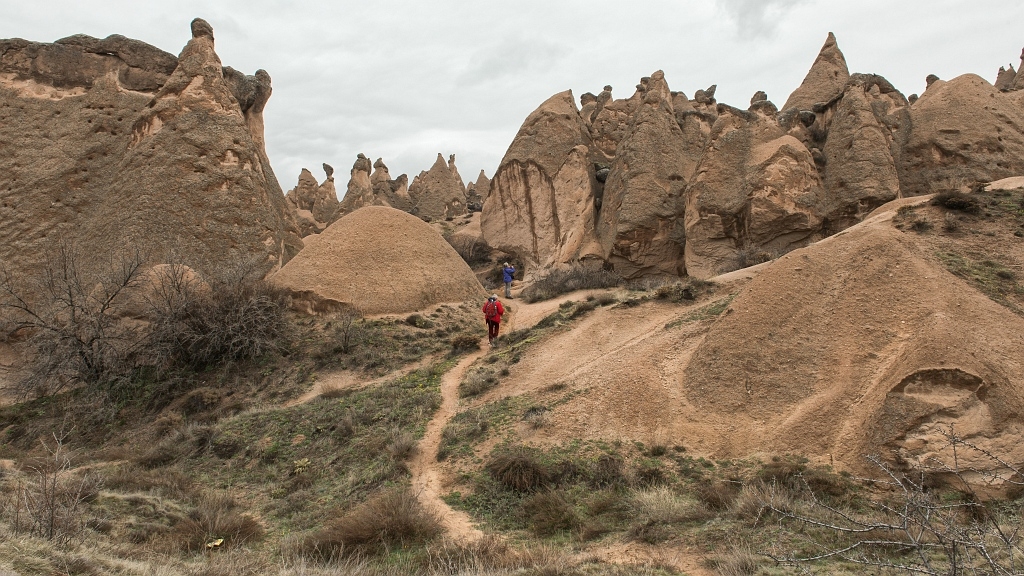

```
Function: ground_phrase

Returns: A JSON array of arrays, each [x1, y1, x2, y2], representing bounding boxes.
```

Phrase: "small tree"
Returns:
[[0, 242, 147, 397], [766, 428, 1024, 575]]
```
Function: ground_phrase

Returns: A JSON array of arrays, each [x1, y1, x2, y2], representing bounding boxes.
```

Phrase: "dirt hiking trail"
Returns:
[[408, 290, 611, 541]]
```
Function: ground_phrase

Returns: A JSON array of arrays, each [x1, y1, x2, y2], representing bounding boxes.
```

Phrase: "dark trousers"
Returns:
[[487, 320, 500, 341]]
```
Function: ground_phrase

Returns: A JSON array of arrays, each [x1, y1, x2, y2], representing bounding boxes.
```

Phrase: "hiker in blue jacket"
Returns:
[[502, 262, 516, 299]]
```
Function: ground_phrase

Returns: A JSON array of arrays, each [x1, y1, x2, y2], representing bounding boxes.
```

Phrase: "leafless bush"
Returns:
[[4, 430, 94, 546], [766, 429, 1024, 575], [446, 234, 493, 266], [146, 258, 288, 369], [486, 448, 551, 492], [523, 489, 580, 535], [0, 242, 148, 397], [736, 244, 779, 269], [521, 264, 622, 303]]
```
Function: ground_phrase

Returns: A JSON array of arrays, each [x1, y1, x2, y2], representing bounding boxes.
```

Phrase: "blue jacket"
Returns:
[[502, 266, 515, 283]]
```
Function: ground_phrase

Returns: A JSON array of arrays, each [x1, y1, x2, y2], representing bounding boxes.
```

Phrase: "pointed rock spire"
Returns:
[[782, 32, 850, 112]]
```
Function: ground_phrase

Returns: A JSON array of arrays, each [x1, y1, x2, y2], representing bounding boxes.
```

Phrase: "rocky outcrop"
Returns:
[[371, 158, 413, 212], [408, 153, 468, 221], [285, 165, 340, 236], [0, 18, 302, 281], [465, 170, 490, 212], [782, 32, 850, 112], [820, 74, 907, 229], [481, 90, 600, 274], [338, 153, 375, 214], [597, 71, 695, 278], [897, 74, 1024, 195], [995, 64, 1017, 91], [684, 106, 826, 278]]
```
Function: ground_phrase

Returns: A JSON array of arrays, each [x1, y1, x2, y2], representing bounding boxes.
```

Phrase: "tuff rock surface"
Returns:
[[285, 165, 340, 236], [0, 18, 302, 280], [482, 34, 1024, 279], [408, 153, 468, 221]]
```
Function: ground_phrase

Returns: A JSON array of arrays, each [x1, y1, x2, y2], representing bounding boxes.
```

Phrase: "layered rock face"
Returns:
[[481, 90, 601, 275], [898, 73, 1024, 195], [598, 72, 696, 277], [483, 34, 1024, 278], [408, 153, 468, 221], [285, 164, 340, 236], [0, 18, 302, 279]]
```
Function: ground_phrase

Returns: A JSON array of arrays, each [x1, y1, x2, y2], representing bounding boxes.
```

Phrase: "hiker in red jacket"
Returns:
[[482, 294, 505, 345]]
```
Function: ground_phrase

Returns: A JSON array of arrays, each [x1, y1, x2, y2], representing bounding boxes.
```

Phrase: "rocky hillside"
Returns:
[[0, 19, 303, 279], [482, 34, 1024, 280]]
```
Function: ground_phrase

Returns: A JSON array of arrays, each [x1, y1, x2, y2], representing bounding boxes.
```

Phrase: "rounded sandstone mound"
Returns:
[[272, 206, 485, 315]]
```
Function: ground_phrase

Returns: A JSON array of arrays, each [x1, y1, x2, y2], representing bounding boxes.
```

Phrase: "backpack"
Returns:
[[485, 301, 498, 317]]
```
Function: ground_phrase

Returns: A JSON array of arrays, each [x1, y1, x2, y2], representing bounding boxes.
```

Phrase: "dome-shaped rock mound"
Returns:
[[272, 206, 485, 315]]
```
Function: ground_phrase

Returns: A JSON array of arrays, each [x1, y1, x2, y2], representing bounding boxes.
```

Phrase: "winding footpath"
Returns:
[[407, 291, 603, 541]]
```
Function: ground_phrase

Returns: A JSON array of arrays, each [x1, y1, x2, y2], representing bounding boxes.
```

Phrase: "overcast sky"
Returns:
[[4, 1, 1024, 196]]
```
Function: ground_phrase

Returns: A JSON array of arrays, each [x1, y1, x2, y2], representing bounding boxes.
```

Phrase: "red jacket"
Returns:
[[483, 300, 505, 323]]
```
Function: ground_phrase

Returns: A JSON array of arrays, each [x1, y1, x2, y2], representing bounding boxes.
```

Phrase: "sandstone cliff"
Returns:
[[0, 18, 302, 280]]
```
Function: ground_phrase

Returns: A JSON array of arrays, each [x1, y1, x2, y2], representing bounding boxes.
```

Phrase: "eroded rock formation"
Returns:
[[483, 34, 1024, 279], [0, 18, 302, 280], [408, 153, 468, 221], [285, 165, 340, 236]]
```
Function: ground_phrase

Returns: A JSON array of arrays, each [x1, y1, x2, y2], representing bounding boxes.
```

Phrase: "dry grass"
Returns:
[[298, 488, 442, 558], [486, 449, 551, 492], [712, 547, 761, 576], [523, 490, 580, 536], [630, 487, 707, 525], [167, 492, 264, 553]]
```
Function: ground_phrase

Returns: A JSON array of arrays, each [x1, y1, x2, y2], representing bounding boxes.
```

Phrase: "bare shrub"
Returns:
[[486, 448, 550, 492], [736, 245, 779, 268], [446, 235, 493, 267], [385, 429, 417, 461], [768, 430, 1024, 574], [459, 367, 497, 398], [521, 264, 622, 303], [168, 492, 264, 552], [450, 333, 480, 352], [933, 191, 981, 213], [299, 488, 442, 558], [147, 258, 288, 369], [0, 242, 148, 397], [695, 480, 741, 511], [591, 453, 626, 489], [5, 431, 94, 546], [523, 489, 580, 536]]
